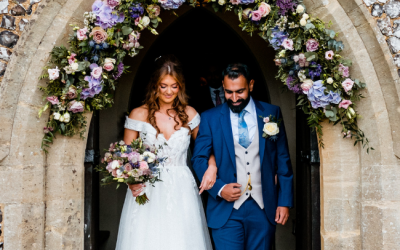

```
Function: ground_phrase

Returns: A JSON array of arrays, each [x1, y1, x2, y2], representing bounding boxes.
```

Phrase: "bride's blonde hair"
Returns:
[[144, 55, 191, 135]]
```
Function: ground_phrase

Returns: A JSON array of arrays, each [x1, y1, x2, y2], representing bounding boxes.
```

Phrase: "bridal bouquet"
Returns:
[[96, 138, 164, 205]]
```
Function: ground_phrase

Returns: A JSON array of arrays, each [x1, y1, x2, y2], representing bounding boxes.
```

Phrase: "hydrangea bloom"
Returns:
[[269, 26, 289, 50], [307, 80, 342, 108], [81, 76, 103, 99], [240, 0, 254, 4], [160, 0, 185, 10], [94, 2, 125, 29]]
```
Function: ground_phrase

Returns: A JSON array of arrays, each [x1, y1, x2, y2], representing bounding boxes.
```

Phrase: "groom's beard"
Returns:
[[227, 95, 251, 113]]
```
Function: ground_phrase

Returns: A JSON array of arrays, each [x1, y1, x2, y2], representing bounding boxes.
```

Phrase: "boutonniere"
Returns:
[[259, 115, 282, 141]]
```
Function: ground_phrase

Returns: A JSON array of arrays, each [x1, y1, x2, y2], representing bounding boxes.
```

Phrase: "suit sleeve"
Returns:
[[276, 107, 294, 208], [191, 113, 226, 200]]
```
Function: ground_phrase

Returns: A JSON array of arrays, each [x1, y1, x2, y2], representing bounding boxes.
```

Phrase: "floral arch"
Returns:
[[38, 0, 373, 152]]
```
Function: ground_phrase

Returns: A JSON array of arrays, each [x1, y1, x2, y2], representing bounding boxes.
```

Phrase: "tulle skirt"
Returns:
[[115, 165, 213, 250]]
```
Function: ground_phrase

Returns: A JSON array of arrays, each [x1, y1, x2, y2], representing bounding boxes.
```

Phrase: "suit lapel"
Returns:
[[254, 100, 266, 166], [220, 103, 237, 169]]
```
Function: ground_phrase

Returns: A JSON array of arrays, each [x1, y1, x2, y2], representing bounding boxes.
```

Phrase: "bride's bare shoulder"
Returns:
[[128, 105, 148, 122], [185, 105, 198, 121]]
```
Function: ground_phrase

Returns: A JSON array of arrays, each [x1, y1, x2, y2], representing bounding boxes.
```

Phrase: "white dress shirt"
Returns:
[[218, 97, 258, 197], [209, 86, 225, 106]]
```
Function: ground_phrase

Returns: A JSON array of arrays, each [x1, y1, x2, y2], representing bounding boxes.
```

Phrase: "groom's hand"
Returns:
[[275, 206, 289, 225], [221, 183, 242, 202]]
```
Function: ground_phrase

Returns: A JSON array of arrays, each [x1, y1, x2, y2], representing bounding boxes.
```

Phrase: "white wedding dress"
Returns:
[[116, 113, 212, 250]]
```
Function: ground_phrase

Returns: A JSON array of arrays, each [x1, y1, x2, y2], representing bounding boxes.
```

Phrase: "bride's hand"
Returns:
[[199, 165, 217, 195], [128, 183, 145, 197]]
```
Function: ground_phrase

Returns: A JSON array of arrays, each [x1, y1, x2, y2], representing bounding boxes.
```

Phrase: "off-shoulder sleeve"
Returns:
[[188, 113, 201, 130], [124, 116, 146, 132]]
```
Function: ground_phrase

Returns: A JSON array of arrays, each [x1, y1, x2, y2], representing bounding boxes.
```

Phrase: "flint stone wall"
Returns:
[[0, 0, 399, 249]]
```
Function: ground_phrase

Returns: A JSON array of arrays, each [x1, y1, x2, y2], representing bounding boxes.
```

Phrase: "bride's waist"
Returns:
[[158, 165, 191, 172]]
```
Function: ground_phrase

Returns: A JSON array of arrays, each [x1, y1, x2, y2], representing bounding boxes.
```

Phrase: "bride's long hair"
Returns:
[[144, 55, 191, 135]]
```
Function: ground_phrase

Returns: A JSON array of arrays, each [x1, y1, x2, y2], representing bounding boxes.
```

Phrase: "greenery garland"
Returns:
[[39, 0, 373, 153]]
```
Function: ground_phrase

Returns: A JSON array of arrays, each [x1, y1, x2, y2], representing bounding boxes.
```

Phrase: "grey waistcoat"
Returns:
[[233, 127, 264, 210]]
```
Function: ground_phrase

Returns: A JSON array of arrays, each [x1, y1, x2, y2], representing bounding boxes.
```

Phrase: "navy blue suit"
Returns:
[[191, 100, 293, 249]]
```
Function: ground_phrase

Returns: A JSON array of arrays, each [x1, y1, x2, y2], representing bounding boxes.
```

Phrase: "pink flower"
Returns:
[[300, 79, 313, 94], [282, 38, 294, 51], [77, 28, 88, 41], [341, 78, 354, 92], [48, 67, 60, 80], [230, 0, 241, 5], [91, 66, 103, 79], [106, 162, 113, 172], [111, 169, 118, 177], [343, 131, 351, 138], [158, 0, 168, 3], [103, 62, 114, 71], [306, 39, 319, 52], [105, 0, 120, 8], [298, 53, 309, 67], [67, 100, 85, 113], [66, 86, 77, 99], [135, 17, 141, 26], [293, 55, 299, 62], [338, 64, 349, 77], [147, 5, 160, 18], [139, 161, 149, 170], [124, 163, 133, 172], [258, 2, 271, 17], [274, 59, 281, 66], [325, 50, 334, 60], [68, 53, 76, 65], [242, 8, 252, 20], [46, 96, 59, 105], [263, 117, 270, 123], [339, 100, 352, 109], [89, 27, 108, 44], [251, 10, 262, 21]]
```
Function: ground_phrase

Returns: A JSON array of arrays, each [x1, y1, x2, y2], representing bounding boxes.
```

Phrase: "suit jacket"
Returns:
[[191, 99, 293, 229]]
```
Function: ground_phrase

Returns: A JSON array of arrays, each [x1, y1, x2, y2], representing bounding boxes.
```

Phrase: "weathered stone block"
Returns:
[[387, 36, 400, 53], [10, 5, 26, 16], [19, 18, 28, 31], [0, 61, 6, 77], [377, 16, 393, 36], [1, 15, 16, 30], [0, 31, 19, 48], [0, 0, 8, 14], [384, 0, 400, 18], [363, 0, 376, 6], [371, 3, 384, 17], [0, 47, 11, 61]]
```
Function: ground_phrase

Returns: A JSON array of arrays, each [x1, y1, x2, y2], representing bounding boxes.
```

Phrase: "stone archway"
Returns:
[[0, 0, 399, 249]]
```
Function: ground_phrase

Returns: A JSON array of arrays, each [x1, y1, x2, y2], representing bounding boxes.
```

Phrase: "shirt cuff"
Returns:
[[218, 184, 226, 197]]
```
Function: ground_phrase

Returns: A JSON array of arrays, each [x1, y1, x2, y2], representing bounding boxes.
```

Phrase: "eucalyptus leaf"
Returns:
[[121, 26, 133, 36]]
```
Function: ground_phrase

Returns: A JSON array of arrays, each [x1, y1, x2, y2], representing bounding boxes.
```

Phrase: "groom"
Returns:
[[192, 63, 293, 249]]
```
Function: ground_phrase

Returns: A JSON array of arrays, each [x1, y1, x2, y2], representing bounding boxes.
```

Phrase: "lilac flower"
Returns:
[[114, 62, 124, 79], [307, 80, 329, 109], [160, 0, 186, 10], [92, 0, 103, 14], [321, 90, 342, 105], [286, 76, 303, 94], [81, 76, 103, 100], [269, 26, 289, 50], [308, 62, 322, 80], [276, 0, 296, 16], [129, 3, 144, 18], [95, 4, 125, 29]]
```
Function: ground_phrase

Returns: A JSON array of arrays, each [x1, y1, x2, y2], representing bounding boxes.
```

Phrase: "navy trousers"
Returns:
[[211, 197, 276, 250]]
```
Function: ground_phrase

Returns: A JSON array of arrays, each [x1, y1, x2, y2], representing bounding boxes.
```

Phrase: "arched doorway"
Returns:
[[91, 6, 312, 250]]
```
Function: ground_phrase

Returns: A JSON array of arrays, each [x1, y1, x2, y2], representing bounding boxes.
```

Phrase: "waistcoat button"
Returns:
[[247, 162, 249, 165], [245, 151, 248, 154]]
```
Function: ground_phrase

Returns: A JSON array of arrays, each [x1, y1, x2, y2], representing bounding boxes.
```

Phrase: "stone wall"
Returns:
[[0, 0, 40, 84]]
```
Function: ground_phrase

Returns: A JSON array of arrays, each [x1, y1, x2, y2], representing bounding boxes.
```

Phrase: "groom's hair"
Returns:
[[222, 63, 252, 83]]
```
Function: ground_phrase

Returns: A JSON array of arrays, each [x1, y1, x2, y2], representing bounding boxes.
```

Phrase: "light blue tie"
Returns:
[[238, 110, 250, 148]]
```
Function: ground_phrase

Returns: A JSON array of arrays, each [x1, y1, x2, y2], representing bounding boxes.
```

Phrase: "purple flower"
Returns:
[[240, 0, 254, 4], [269, 26, 289, 50], [113, 62, 124, 79], [276, 0, 296, 16], [92, 0, 103, 14], [95, 4, 125, 29], [286, 76, 303, 94], [81, 76, 103, 100], [307, 80, 329, 109], [129, 3, 144, 18], [160, 0, 186, 10], [308, 62, 322, 80], [306, 39, 319, 52], [321, 90, 342, 105]]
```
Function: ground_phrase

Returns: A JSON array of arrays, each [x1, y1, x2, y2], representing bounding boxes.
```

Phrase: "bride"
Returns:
[[116, 55, 216, 250]]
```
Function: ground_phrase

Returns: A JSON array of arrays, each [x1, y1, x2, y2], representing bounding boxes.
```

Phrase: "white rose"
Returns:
[[119, 140, 125, 145], [300, 18, 307, 26], [298, 70, 307, 82], [63, 112, 71, 123], [327, 77, 333, 84], [48, 67, 60, 80], [53, 112, 61, 120], [71, 62, 79, 71], [59, 115, 65, 122], [302, 13, 309, 20], [218, 0, 225, 5], [111, 160, 120, 169], [116, 169, 123, 177], [263, 123, 279, 136], [105, 58, 116, 64], [296, 5, 305, 13], [139, 155, 144, 161], [141, 16, 150, 27], [300, 79, 314, 94]]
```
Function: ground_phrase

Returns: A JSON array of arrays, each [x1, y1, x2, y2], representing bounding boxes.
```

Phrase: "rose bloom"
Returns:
[[62, 112, 71, 123], [339, 64, 349, 77], [124, 163, 133, 172], [293, 55, 299, 62], [242, 8, 252, 20], [147, 4, 160, 18], [139, 161, 149, 170], [263, 122, 279, 136], [263, 117, 270, 123], [274, 58, 281, 66], [325, 50, 334, 60], [104, 58, 116, 65], [158, 0, 168, 3], [89, 27, 108, 44], [282, 38, 294, 51], [140, 16, 150, 27], [71, 62, 79, 71], [327, 77, 334, 84], [342, 78, 354, 92], [258, 2, 271, 17], [230, 0, 241, 4], [135, 17, 141, 26], [46, 96, 59, 105], [68, 53, 76, 65], [77, 27, 88, 41], [339, 100, 352, 109], [91, 66, 103, 79], [251, 10, 262, 21], [302, 13, 309, 20], [106, 0, 120, 8], [300, 18, 307, 26], [66, 86, 77, 99], [53, 112, 61, 120], [301, 79, 313, 94], [67, 100, 84, 113], [296, 5, 305, 13], [218, 0, 226, 5], [306, 39, 319, 52], [48, 67, 60, 80], [103, 62, 114, 71]]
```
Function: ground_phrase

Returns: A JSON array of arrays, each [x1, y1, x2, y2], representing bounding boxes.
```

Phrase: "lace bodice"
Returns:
[[124, 114, 200, 167]]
